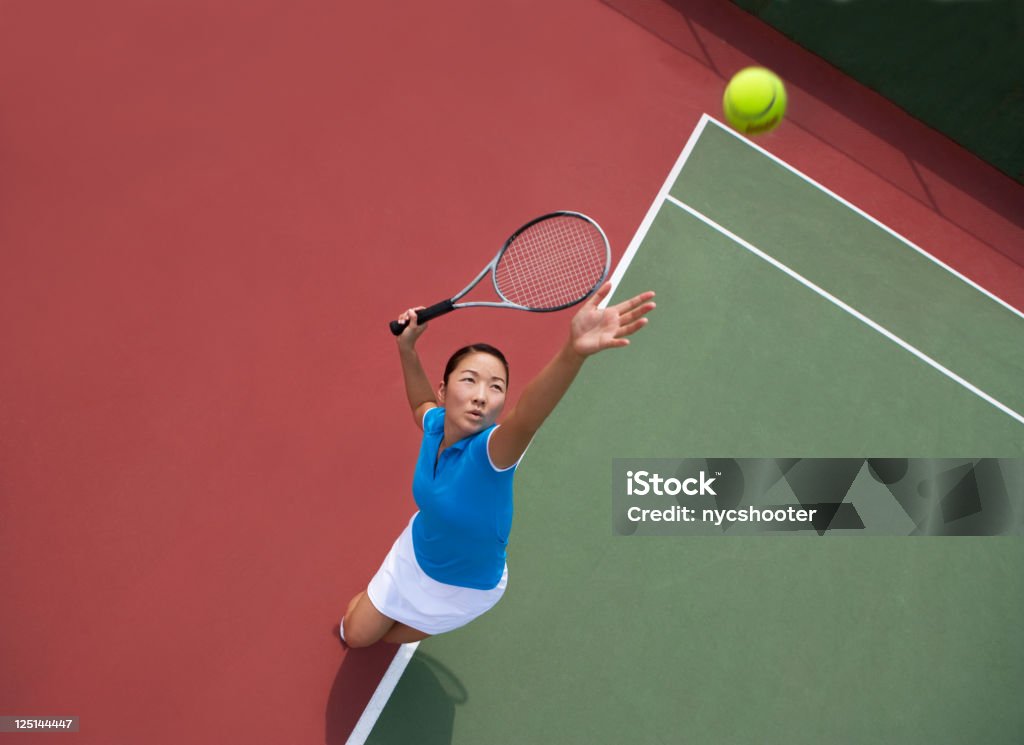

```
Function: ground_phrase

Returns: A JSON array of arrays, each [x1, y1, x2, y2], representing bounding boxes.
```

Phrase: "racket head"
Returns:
[[490, 211, 610, 312]]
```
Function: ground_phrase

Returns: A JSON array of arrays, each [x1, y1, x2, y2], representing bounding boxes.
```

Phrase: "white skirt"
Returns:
[[366, 514, 508, 636]]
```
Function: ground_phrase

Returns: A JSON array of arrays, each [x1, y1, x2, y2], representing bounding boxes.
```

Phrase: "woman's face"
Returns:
[[438, 352, 508, 439]]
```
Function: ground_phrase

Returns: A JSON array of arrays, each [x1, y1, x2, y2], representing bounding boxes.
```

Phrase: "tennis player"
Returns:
[[340, 281, 655, 647]]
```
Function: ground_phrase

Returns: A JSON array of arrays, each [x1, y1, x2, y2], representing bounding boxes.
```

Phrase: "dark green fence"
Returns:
[[732, 0, 1024, 184]]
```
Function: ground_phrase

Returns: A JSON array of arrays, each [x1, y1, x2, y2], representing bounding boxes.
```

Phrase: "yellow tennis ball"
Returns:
[[723, 67, 787, 135]]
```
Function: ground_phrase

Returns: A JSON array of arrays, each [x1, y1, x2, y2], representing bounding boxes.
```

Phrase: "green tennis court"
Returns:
[[358, 117, 1024, 745]]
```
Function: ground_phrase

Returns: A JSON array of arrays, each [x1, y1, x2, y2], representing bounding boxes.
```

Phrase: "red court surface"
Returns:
[[1, 1, 1021, 743]]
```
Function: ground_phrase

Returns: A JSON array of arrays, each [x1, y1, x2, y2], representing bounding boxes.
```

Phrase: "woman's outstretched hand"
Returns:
[[569, 281, 656, 357]]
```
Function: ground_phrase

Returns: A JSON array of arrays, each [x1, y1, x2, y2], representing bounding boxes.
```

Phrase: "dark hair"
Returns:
[[443, 344, 510, 389]]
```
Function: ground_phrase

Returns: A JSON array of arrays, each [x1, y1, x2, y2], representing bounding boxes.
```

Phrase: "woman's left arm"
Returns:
[[488, 282, 656, 469]]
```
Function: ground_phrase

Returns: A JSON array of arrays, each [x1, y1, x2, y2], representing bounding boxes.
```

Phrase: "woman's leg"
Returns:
[[381, 622, 431, 644], [342, 591, 431, 647]]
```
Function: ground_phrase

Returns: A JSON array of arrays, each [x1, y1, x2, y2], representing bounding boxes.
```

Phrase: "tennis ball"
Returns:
[[722, 67, 787, 135]]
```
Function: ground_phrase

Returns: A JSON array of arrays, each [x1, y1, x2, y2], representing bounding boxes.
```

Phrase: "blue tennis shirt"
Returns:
[[411, 407, 516, 590]]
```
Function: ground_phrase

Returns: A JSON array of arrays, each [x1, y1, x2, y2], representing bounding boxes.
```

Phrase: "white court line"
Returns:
[[605, 116, 711, 299], [702, 115, 1024, 322], [345, 641, 420, 745], [665, 192, 1024, 426]]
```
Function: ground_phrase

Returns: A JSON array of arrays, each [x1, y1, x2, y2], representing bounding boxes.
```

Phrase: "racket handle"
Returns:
[[389, 299, 456, 335]]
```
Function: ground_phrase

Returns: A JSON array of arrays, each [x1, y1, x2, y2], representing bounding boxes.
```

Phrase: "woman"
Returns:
[[341, 281, 655, 647]]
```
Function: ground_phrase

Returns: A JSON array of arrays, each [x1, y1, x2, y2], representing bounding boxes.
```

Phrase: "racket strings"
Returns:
[[495, 216, 607, 310]]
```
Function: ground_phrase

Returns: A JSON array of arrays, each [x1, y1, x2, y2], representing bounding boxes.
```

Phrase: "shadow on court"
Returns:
[[327, 643, 467, 745]]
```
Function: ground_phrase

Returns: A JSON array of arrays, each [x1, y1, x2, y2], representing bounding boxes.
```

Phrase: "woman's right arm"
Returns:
[[395, 307, 437, 428]]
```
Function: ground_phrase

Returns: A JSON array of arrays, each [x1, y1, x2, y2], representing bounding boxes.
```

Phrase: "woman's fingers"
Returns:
[[608, 291, 654, 341], [614, 316, 650, 339], [398, 306, 427, 326], [616, 300, 656, 327], [612, 291, 656, 314], [581, 280, 613, 311]]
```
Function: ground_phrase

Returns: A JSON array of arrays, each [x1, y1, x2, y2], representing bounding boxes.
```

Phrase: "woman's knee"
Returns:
[[341, 592, 394, 648], [342, 626, 379, 648]]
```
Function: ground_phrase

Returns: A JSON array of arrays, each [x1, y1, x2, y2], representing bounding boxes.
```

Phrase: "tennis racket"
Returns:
[[389, 211, 611, 335]]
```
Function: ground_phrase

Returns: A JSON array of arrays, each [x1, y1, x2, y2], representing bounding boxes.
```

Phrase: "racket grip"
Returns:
[[388, 299, 456, 335]]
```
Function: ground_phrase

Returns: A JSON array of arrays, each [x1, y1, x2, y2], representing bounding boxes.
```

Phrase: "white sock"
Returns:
[[339, 618, 347, 643]]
